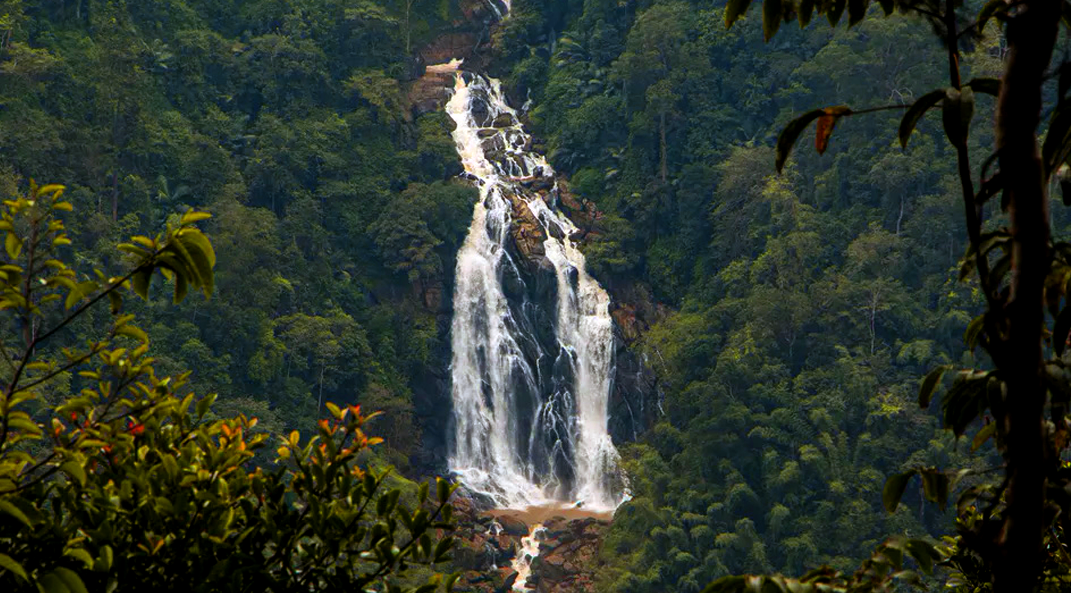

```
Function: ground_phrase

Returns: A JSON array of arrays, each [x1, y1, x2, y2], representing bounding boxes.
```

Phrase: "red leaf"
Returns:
[[127, 418, 145, 436]]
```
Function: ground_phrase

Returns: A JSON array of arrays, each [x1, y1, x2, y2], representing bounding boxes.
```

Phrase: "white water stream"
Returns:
[[442, 66, 624, 512], [511, 524, 545, 591]]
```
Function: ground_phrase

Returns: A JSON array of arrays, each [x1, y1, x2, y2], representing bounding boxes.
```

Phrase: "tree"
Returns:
[[0, 182, 459, 592], [707, 0, 1069, 590]]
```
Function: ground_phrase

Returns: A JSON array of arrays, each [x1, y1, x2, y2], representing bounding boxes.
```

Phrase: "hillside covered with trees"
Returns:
[[3, 0, 1071, 591], [1, 0, 481, 474]]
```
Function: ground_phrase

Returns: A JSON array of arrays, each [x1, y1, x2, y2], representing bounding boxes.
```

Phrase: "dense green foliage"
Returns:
[[0, 184, 458, 592], [0, 0, 477, 470]]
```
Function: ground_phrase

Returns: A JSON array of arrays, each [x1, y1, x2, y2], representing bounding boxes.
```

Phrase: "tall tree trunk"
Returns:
[[994, 0, 1059, 589]]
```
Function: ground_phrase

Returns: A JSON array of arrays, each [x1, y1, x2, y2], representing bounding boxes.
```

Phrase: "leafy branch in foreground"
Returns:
[[0, 182, 458, 592]]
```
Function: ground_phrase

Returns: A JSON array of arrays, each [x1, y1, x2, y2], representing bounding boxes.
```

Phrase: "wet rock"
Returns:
[[506, 194, 547, 266], [545, 220, 565, 241], [501, 264, 527, 301], [492, 113, 516, 128], [470, 98, 490, 125], [453, 536, 498, 571], [492, 535, 517, 564], [499, 571, 519, 592], [481, 135, 505, 154], [527, 178, 554, 193], [495, 514, 529, 537], [477, 128, 498, 138]]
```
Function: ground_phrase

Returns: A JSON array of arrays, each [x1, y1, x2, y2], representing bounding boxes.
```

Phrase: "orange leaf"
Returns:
[[815, 114, 836, 154]]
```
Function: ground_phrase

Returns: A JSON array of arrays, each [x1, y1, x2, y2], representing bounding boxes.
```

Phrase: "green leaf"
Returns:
[[883, 470, 916, 513], [776, 109, 825, 173], [107, 290, 123, 315], [64, 548, 94, 569], [905, 539, 938, 575], [116, 324, 148, 344], [918, 365, 951, 408], [131, 267, 152, 300], [920, 469, 950, 510], [0, 553, 28, 581], [196, 393, 217, 420], [434, 536, 454, 562], [941, 87, 972, 145], [180, 211, 212, 225], [959, 86, 975, 137], [725, 0, 753, 28], [971, 422, 997, 452], [0, 499, 34, 528], [37, 572, 72, 593], [763, 0, 782, 40], [52, 567, 89, 593], [942, 371, 991, 437], [964, 314, 986, 351], [899, 89, 946, 149], [436, 477, 450, 504], [60, 460, 86, 487], [65, 281, 99, 310], [172, 269, 188, 304], [5, 232, 21, 260], [93, 546, 113, 573]]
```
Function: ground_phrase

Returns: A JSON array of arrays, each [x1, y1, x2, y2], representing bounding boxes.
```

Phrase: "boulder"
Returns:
[[498, 571, 519, 592], [492, 113, 516, 128], [494, 514, 529, 537]]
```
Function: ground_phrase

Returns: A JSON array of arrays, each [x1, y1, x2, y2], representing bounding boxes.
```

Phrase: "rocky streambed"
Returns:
[[449, 497, 610, 593]]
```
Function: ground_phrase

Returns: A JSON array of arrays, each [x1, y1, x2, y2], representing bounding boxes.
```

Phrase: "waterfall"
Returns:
[[444, 70, 625, 511]]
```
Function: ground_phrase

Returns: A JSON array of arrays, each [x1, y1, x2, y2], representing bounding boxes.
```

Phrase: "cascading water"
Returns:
[[510, 524, 546, 591], [443, 69, 626, 512]]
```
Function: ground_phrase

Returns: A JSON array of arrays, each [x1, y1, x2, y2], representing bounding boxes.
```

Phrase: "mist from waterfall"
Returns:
[[444, 71, 625, 512]]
